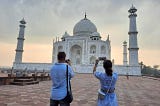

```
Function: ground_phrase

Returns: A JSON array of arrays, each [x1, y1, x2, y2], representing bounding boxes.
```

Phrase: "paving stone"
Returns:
[[0, 74, 160, 106]]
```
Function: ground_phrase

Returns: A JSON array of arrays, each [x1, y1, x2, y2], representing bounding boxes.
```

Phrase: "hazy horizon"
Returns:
[[0, 0, 160, 68]]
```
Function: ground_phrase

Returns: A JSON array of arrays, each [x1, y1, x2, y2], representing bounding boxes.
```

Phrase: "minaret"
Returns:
[[123, 41, 128, 65], [52, 39, 55, 63], [128, 5, 139, 66], [14, 18, 26, 63], [106, 34, 111, 60], [107, 34, 109, 41]]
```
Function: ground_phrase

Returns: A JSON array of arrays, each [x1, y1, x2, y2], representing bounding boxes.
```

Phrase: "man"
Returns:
[[50, 52, 74, 106]]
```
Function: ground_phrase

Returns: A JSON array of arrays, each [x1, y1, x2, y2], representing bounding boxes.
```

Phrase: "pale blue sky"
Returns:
[[0, 0, 160, 67]]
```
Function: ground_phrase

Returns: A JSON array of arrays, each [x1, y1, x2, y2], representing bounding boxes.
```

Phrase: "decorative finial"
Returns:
[[65, 31, 67, 34], [85, 12, 87, 19], [132, 4, 134, 8]]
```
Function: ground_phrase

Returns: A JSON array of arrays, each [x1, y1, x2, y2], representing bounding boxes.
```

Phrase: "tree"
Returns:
[[153, 65, 159, 69], [141, 64, 160, 78]]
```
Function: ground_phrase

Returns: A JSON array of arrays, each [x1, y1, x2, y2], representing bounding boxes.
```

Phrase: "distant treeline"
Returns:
[[141, 65, 160, 78]]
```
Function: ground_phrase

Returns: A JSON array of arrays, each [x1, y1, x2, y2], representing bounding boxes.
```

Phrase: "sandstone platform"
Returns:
[[0, 74, 159, 106]]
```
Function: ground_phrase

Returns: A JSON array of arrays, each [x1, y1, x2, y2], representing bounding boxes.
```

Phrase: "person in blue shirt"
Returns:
[[50, 52, 74, 106], [93, 59, 118, 106]]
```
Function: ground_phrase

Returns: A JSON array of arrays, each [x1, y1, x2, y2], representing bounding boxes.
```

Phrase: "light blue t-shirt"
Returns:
[[50, 63, 74, 100], [94, 72, 118, 90]]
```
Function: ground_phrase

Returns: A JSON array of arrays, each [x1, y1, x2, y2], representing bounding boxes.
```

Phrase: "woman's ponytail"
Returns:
[[103, 60, 113, 76]]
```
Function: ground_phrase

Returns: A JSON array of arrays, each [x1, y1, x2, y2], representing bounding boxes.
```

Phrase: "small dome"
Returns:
[[90, 32, 101, 40], [92, 32, 101, 37], [62, 31, 70, 38], [73, 18, 97, 36], [20, 18, 26, 24], [61, 31, 70, 41], [128, 4, 137, 13]]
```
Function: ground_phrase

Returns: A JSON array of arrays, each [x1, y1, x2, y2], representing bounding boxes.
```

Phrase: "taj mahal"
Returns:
[[13, 5, 141, 75]]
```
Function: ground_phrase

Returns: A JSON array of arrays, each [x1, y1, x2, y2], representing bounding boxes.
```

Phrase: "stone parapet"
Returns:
[[13, 62, 52, 72], [13, 63, 141, 75]]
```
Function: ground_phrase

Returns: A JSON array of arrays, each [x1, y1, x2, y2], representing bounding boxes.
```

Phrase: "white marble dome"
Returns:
[[73, 18, 97, 35]]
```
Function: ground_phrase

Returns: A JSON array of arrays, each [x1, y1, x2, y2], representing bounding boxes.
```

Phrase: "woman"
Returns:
[[93, 59, 118, 106]]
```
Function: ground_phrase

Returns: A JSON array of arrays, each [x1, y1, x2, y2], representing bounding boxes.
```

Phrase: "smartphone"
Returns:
[[98, 57, 106, 61]]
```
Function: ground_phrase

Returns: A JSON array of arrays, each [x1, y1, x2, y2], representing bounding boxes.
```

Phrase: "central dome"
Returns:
[[73, 17, 97, 36]]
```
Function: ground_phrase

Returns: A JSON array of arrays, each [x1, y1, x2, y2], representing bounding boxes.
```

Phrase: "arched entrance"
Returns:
[[90, 56, 96, 64], [70, 45, 82, 65]]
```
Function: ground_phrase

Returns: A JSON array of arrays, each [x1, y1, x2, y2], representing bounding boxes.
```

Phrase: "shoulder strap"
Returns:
[[66, 65, 69, 91]]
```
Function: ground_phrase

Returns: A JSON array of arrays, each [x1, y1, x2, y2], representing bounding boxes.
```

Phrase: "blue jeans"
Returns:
[[50, 99, 70, 106]]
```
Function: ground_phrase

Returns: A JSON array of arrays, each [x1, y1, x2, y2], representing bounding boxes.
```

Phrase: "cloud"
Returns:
[[0, 0, 160, 66], [0, 0, 159, 46]]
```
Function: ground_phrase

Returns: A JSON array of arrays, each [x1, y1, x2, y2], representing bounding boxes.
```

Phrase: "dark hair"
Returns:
[[103, 60, 113, 76], [57, 52, 66, 60]]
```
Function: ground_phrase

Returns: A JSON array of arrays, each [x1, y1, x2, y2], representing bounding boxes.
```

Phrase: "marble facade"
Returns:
[[13, 5, 141, 75]]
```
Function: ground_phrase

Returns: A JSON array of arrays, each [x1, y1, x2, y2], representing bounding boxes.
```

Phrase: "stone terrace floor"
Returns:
[[0, 74, 160, 106]]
